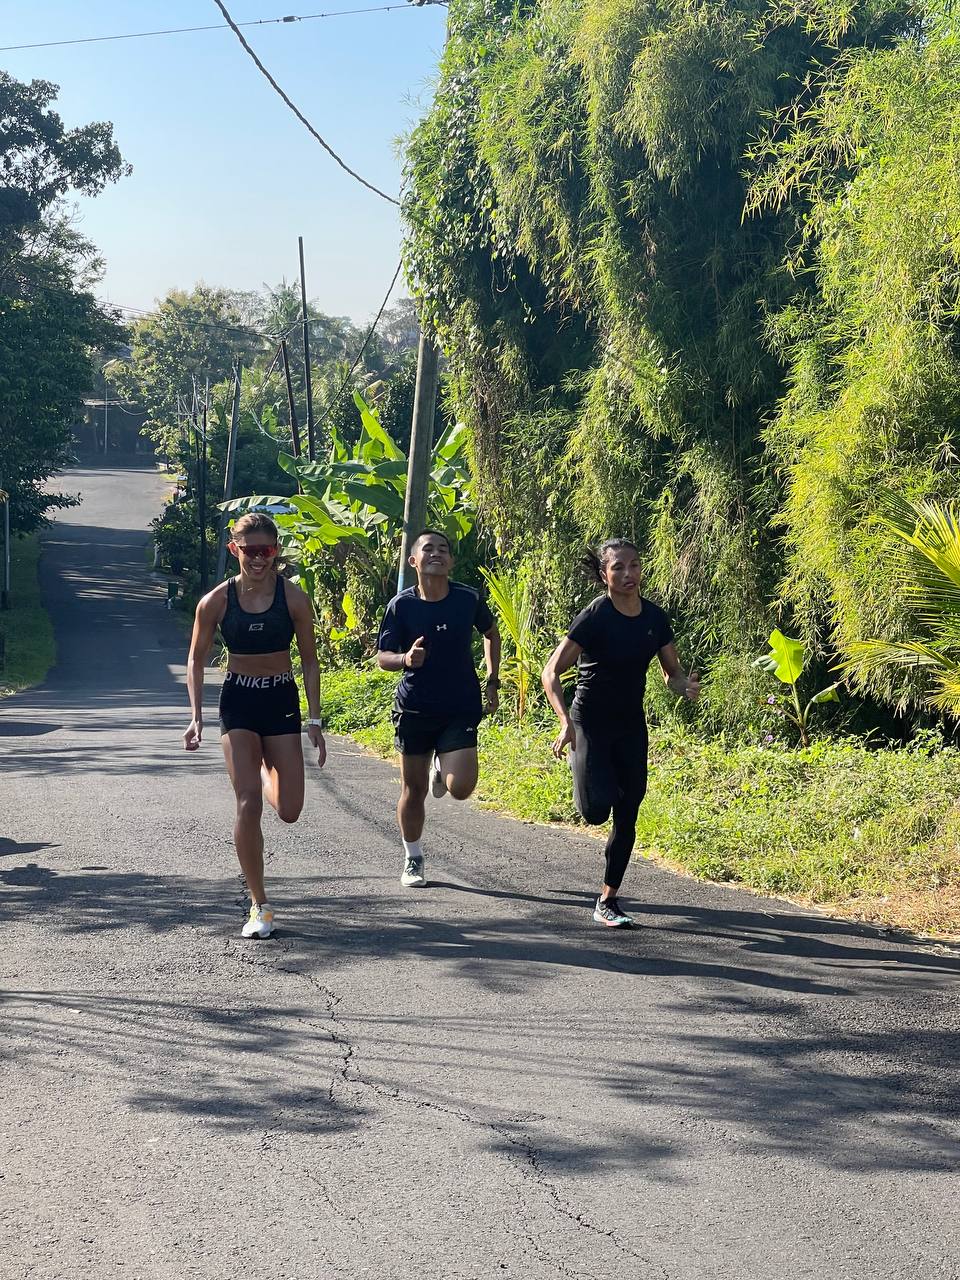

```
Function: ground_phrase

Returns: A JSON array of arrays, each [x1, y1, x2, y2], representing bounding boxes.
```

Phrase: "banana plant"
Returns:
[[278, 391, 475, 543], [221, 391, 476, 641], [753, 628, 839, 747]]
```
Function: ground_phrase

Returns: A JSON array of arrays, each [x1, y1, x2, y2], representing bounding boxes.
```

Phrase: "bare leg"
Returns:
[[222, 730, 267, 904], [436, 747, 479, 801], [261, 733, 305, 823], [398, 753, 430, 840]]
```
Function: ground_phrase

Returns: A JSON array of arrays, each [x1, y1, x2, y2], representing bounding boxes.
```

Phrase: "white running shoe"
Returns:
[[593, 896, 632, 928], [430, 755, 447, 799], [241, 902, 275, 938], [401, 855, 427, 888]]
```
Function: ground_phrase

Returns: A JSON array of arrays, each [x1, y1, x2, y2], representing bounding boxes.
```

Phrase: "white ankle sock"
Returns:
[[402, 839, 423, 861]]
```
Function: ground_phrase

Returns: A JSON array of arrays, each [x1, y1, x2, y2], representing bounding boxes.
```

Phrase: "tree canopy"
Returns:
[[0, 71, 127, 533]]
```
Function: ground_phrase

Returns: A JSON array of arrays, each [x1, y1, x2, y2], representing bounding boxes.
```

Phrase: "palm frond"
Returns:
[[927, 673, 960, 716], [838, 637, 956, 675], [877, 493, 960, 622]]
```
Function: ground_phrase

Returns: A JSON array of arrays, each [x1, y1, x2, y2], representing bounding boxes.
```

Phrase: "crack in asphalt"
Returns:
[[248, 937, 668, 1279]]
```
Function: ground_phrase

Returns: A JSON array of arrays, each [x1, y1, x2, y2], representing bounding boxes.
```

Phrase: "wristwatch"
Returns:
[[305, 717, 324, 729]]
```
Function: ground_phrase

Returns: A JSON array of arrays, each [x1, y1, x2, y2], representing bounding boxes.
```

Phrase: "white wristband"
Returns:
[[305, 717, 323, 729]]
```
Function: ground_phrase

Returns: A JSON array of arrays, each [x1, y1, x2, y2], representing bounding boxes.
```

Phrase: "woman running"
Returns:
[[183, 512, 326, 939], [542, 538, 699, 927]]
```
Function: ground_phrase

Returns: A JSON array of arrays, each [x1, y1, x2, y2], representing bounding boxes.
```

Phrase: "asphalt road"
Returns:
[[2, 462, 959, 1280]]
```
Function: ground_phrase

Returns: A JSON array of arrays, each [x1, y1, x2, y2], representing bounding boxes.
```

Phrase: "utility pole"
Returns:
[[396, 0, 449, 592], [397, 330, 440, 592], [299, 236, 316, 462], [215, 362, 243, 583], [280, 338, 302, 459], [198, 382, 209, 596], [0, 483, 9, 610], [103, 365, 110, 455]]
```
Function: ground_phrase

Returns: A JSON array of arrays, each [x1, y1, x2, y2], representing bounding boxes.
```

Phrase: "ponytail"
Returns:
[[582, 538, 639, 583], [581, 547, 603, 582]]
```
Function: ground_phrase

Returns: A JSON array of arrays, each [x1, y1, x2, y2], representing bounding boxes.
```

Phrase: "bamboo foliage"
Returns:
[[403, 0, 957, 728]]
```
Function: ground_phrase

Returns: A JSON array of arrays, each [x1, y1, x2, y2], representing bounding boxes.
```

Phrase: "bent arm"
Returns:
[[483, 624, 501, 684], [377, 649, 408, 673], [186, 594, 221, 723], [658, 641, 699, 699], [542, 637, 582, 725]]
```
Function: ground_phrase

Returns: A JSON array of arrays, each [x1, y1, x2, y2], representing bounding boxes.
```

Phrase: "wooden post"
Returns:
[[215, 362, 243, 583], [299, 236, 316, 462], [0, 484, 9, 610], [103, 365, 110, 455], [397, 332, 440, 592], [198, 382, 209, 595], [280, 338, 302, 459]]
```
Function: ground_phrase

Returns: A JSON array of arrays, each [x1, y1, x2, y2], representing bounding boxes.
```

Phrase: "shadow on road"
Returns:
[[0, 839, 58, 857], [3, 859, 959, 1175], [0, 986, 366, 1139]]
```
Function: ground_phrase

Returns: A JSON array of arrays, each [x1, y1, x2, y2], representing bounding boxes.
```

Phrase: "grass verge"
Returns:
[[0, 534, 55, 696], [321, 665, 960, 938]]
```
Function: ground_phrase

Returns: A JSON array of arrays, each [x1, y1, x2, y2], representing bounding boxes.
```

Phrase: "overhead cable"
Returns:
[[0, 7, 414, 53], [104, 301, 279, 340], [211, 0, 400, 206]]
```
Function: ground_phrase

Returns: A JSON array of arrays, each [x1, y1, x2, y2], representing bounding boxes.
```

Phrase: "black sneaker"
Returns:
[[593, 896, 632, 927]]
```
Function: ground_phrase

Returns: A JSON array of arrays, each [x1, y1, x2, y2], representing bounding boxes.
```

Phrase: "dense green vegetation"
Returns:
[[403, 0, 960, 731], [0, 70, 126, 533], [118, 285, 426, 604], [0, 535, 56, 695], [231, 16, 960, 932]]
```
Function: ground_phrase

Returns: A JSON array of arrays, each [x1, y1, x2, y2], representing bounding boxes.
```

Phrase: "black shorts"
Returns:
[[219, 671, 302, 737], [392, 709, 480, 757]]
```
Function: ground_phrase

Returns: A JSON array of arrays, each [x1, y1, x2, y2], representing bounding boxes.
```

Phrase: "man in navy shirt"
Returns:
[[377, 530, 501, 887]]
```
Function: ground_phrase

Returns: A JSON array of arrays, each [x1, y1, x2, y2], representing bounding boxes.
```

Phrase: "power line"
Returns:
[[106, 299, 395, 342], [211, 0, 400, 206], [0, 7, 416, 54], [104, 301, 279, 340], [314, 260, 403, 434]]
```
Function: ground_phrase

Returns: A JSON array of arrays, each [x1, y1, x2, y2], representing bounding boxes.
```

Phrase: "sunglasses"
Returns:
[[233, 544, 278, 560]]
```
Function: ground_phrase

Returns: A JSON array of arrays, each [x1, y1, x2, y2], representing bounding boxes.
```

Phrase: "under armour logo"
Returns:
[[248, 622, 265, 631], [436, 623, 447, 631]]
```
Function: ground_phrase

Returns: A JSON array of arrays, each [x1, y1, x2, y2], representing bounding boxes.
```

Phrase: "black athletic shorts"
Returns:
[[391, 709, 480, 757], [219, 670, 301, 737]]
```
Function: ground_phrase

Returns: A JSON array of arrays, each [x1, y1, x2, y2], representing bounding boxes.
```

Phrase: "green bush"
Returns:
[[319, 665, 396, 732], [638, 731, 960, 912], [0, 535, 55, 695]]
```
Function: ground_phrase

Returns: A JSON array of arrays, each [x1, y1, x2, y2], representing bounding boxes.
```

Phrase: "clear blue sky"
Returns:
[[1, 1, 448, 322]]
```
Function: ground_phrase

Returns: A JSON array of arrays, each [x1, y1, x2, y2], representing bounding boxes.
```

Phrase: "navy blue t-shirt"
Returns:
[[568, 594, 674, 726], [377, 582, 495, 719]]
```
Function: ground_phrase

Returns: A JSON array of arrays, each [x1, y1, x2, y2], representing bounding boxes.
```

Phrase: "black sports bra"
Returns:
[[219, 574, 295, 655]]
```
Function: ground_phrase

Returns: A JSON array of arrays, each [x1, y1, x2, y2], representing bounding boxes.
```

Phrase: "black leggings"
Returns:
[[570, 716, 648, 892]]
